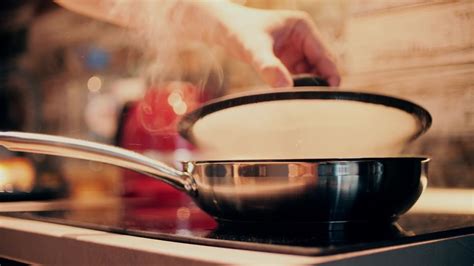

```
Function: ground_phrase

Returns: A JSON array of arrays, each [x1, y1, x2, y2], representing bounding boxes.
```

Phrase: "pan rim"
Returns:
[[178, 88, 432, 145], [185, 156, 430, 164]]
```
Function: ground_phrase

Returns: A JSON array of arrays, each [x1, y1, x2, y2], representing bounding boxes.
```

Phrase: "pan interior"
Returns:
[[190, 99, 421, 160]]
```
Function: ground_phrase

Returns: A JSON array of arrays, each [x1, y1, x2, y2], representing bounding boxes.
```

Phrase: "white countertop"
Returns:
[[1, 188, 473, 265], [1, 215, 473, 265]]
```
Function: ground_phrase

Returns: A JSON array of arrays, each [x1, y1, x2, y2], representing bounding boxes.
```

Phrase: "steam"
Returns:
[[108, 0, 224, 91], [106, 0, 225, 135]]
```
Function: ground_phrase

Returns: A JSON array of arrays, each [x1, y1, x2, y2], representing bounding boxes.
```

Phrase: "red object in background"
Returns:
[[117, 82, 208, 206]]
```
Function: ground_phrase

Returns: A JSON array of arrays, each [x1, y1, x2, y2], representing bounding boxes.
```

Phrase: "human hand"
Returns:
[[55, 0, 340, 88], [210, 4, 341, 87]]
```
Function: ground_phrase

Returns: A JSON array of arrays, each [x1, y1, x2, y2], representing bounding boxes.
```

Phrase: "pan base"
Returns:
[[215, 217, 399, 232]]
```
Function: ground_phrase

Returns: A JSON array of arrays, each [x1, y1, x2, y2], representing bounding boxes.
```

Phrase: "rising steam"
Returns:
[[108, 0, 224, 90], [106, 0, 225, 135]]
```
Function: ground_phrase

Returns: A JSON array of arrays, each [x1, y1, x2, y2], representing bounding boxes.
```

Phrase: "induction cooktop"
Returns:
[[3, 196, 473, 256]]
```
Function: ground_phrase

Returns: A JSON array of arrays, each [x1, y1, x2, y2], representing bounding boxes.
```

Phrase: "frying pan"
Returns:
[[177, 77, 432, 159], [0, 132, 428, 224]]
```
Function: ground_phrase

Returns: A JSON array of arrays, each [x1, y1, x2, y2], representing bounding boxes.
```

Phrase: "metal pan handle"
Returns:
[[0, 131, 196, 193], [293, 75, 329, 87]]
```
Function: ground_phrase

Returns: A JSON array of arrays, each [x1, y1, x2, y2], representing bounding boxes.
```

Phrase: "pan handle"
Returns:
[[293, 75, 329, 87], [0, 131, 197, 194]]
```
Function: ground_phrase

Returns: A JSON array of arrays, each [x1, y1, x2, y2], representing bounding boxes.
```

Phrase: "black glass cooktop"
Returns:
[[3, 197, 473, 256]]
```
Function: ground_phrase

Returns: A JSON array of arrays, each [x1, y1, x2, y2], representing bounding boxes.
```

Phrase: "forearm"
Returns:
[[54, 0, 241, 45], [55, 0, 341, 87]]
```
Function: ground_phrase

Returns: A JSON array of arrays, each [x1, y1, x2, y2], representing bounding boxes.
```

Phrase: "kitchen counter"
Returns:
[[1, 189, 473, 265], [0, 215, 472, 265]]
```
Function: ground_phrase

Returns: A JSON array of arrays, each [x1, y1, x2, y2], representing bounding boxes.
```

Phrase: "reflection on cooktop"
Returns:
[[3, 198, 473, 256]]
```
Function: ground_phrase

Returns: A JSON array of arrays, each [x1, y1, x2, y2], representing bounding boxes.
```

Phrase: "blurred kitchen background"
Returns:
[[0, 0, 472, 202]]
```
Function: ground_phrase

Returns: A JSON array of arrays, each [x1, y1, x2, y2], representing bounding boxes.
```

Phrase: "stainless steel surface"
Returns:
[[189, 158, 428, 223], [0, 132, 195, 193], [0, 131, 429, 223]]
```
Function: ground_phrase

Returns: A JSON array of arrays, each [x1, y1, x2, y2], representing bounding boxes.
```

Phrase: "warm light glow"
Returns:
[[0, 158, 35, 193], [87, 76, 102, 92], [192, 100, 419, 159], [0, 166, 8, 193], [177, 207, 191, 220], [167, 92, 182, 106], [0, 166, 8, 183], [409, 188, 474, 215], [4, 183, 13, 193], [168, 90, 188, 115], [173, 101, 187, 115]]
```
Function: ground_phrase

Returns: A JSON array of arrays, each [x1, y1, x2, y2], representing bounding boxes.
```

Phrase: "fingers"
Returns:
[[246, 37, 293, 88], [225, 8, 340, 88], [274, 12, 340, 86], [302, 30, 340, 86], [257, 56, 293, 88], [293, 61, 311, 74], [309, 54, 341, 86], [282, 13, 339, 86]]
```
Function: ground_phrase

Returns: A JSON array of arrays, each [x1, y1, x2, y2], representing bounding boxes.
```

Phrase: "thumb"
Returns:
[[247, 40, 293, 88]]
